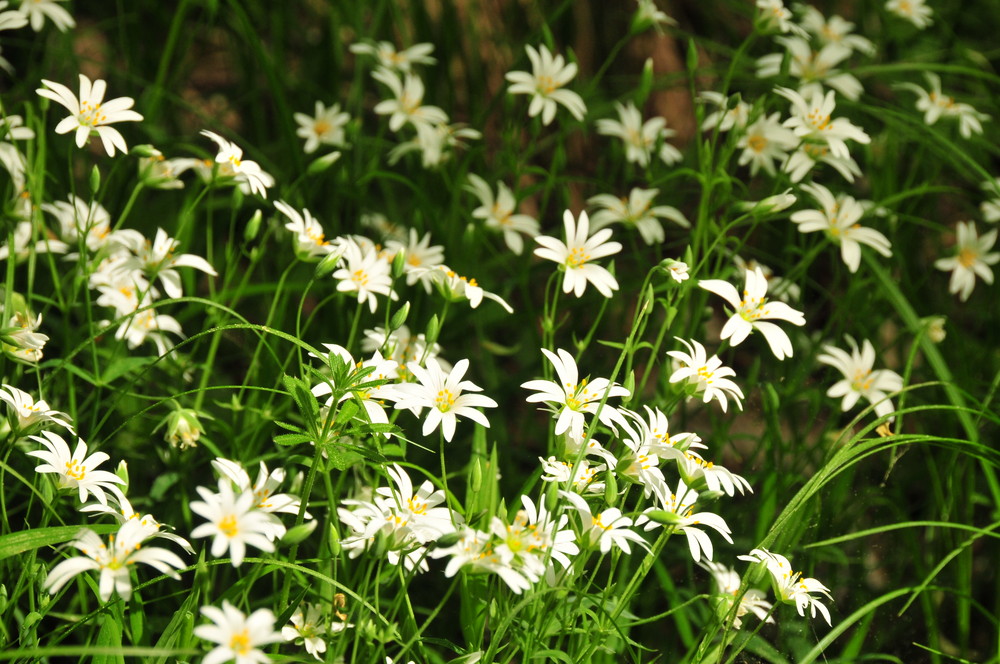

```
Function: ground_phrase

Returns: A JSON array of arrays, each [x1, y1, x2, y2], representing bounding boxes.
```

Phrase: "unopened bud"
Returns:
[[307, 151, 342, 175]]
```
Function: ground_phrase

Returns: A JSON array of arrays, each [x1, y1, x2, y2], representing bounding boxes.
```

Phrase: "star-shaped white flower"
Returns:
[[739, 548, 833, 625], [200, 130, 272, 198], [699, 267, 806, 360], [596, 101, 681, 166], [27, 431, 124, 505], [194, 601, 284, 664], [505, 44, 586, 126], [393, 357, 497, 442], [791, 182, 892, 272], [934, 221, 999, 301], [818, 337, 903, 419], [36, 74, 143, 156], [534, 210, 622, 298]]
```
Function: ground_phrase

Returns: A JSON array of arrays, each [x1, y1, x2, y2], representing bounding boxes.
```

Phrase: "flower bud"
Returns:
[[244, 209, 262, 243], [306, 150, 342, 175], [89, 165, 101, 195], [163, 408, 206, 450]]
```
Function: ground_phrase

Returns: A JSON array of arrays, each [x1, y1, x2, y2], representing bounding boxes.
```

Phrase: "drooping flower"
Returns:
[[699, 91, 751, 133], [666, 338, 744, 412], [505, 44, 586, 126], [274, 200, 341, 261], [701, 561, 775, 629], [818, 337, 903, 420], [588, 187, 689, 245], [136, 147, 197, 189], [633, 0, 676, 30], [465, 174, 540, 255], [388, 120, 480, 168], [0, 384, 73, 434], [385, 229, 445, 292], [738, 548, 833, 625], [790, 182, 892, 272], [294, 100, 350, 153], [194, 601, 284, 664], [118, 228, 218, 299], [199, 130, 272, 198], [699, 266, 806, 360], [43, 520, 186, 602], [27, 431, 125, 505], [393, 357, 497, 442], [596, 101, 681, 166], [189, 478, 287, 567], [521, 348, 630, 439], [534, 210, 622, 298], [418, 265, 514, 313], [36, 74, 143, 156], [885, 0, 933, 28], [755, 0, 807, 36], [933, 221, 999, 301], [212, 458, 306, 518], [17, 0, 75, 32]]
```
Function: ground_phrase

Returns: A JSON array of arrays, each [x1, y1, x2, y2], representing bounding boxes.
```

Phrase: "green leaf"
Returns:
[[100, 356, 156, 384], [0, 524, 116, 561], [93, 614, 125, 664]]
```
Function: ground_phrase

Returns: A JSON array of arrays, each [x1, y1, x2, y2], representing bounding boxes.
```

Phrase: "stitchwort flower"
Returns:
[[934, 221, 999, 301], [534, 210, 622, 298], [699, 267, 806, 360], [505, 44, 586, 126], [36, 74, 143, 157]]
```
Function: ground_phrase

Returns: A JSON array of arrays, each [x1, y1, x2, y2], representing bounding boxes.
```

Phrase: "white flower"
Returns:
[[784, 142, 862, 183], [372, 67, 448, 132], [199, 130, 272, 198], [350, 41, 436, 72], [274, 200, 341, 261], [113, 307, 185, 356], [596, 101, 681, 166], [295, 100, 350, 153], [699, 267, 806, 360], [79, 491, 194, 553], [312, 344, 401, 432], [190, 478, 287, 566], [534, 210, 622, 298], [36, 75, 143, 157], [212, 458, 305, 517], [777, 87, 870, 160], [818, 337, 903, 420], [737, 112, 799, 176], [331, 237, 396, 313], [699, 91, 751, 133], [588, 188, 689, 245], [981, 178, 1000, 223], [429, 527, 534, 594], [757, 36, 862, 101], [522, 348, 630, 439], [934, 221, 1000, 301], [17, 0, 75, 32], [791, 182, 892, 272], [2, 309, 48, 362], [465, 174, 539, 255], [673, 449, 753, 497], [505, 44, 586, 126], [755, 0, 807, 36], [43, 520, 186, 602], [388, 120, 479, 168], [638, 478, 733, 562], [898, 73, 988, 139], [27, 431, 124, 505], [561, 491, 649, 555], [194, 601, 284, 664], [137, 148, 198, 189], [0, 1, 27, 31], [0, 384, 73, 433], [385, 229, 445, 291], [419, 265, 514, 313], [667, 338, 744, 412], [701, 561, 774, 629], [492, 495, 579, 578], [886, 0, 932, 28], [393, 357, 497, 442], [797, 5, 875, 56], [283, 603, 344, 660], [122, 228, 218, 298], [739, 548, 833, 625], [739, 190, 798, 215], [634, 0, 676, 29], [361, 324, 443, 379], [539, 456, 605, 493], [664, 259, 690, 283], [0, 221, 69, 262]]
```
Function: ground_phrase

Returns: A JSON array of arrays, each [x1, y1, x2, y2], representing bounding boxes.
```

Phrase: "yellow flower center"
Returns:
[[78, 101, 107, 127], [219, 514, 239, 538], [958, 247, 978, 268], [435, 388, 456, 411], [566, 247, 590, 269], [64, 460, 86, 481], [229, 630, 251, 655], [747, 134, 768, 153]]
